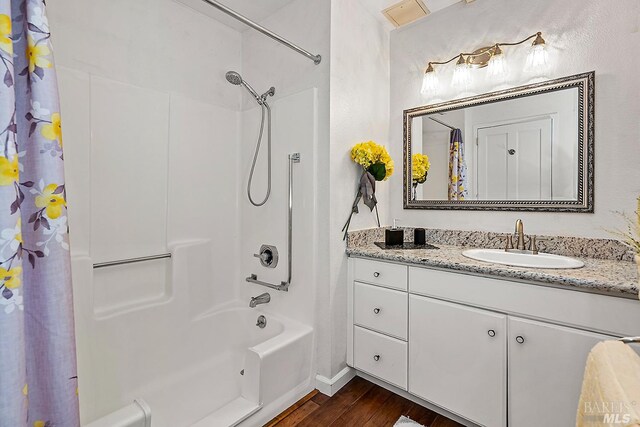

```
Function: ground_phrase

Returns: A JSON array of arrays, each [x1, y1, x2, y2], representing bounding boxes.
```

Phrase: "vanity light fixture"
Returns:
[[421, 32, 547, 95]]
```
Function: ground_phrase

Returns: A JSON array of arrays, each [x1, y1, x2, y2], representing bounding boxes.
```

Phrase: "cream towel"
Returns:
[[577, 341, 640, 426]]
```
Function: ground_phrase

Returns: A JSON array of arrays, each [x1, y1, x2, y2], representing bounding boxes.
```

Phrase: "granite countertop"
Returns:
[[346, 229, 639, 299]]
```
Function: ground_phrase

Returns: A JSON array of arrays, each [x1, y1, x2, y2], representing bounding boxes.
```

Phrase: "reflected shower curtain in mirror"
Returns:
[[0, 1, 80, 426], [448, 128, 468, 201]]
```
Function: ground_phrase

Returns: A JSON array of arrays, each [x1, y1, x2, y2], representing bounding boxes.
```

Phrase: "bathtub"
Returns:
[[83, 305, 314, 427]]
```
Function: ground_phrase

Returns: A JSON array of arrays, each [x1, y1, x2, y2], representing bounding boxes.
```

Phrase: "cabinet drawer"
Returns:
[[354, 258, 407, 291], [354, 326, 407, 389], [409, 266, 640, 337], [355, 282, 407, 340]]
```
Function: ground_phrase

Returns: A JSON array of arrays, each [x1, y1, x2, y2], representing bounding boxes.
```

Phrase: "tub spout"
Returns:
[[250, 292, 271, 308]]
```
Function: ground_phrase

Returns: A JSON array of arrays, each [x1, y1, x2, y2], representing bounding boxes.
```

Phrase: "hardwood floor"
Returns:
[[264, 377, 464, 427]]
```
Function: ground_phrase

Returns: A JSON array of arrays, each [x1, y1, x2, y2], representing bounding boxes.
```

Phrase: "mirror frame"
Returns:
[[403, 71, 594, 212]]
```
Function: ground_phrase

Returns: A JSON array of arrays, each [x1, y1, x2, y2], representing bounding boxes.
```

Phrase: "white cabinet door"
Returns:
[[508, 317, 611, 427], [409, 295, 507, 427]]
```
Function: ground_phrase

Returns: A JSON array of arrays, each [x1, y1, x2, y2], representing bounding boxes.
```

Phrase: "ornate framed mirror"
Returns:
[[403, 71, 594, 211]]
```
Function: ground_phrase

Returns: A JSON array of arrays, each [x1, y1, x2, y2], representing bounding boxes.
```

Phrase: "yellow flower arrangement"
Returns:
[[412, 153, 430, 184], [350, 141, 394, 181]]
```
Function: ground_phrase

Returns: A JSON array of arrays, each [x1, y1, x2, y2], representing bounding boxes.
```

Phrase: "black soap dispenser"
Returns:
[[385, 219, 404, 246]]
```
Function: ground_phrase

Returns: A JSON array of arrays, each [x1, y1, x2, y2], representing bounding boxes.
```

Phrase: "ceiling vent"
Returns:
[[382, 0, 430, 28]]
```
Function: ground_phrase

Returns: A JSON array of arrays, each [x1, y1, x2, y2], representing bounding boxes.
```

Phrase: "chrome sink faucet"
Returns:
[[249, 292, 271, 308]]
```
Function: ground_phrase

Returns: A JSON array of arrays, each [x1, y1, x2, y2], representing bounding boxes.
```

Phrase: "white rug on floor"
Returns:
[[394, 416, 425, 426]]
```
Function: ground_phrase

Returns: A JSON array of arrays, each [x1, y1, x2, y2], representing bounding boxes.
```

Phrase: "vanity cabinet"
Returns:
[[409, 295, 506, 427], [347, 257, 640, 427]]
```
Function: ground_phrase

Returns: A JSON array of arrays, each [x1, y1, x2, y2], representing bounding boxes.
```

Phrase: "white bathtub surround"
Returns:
[[49, 0, 329, 423], [240, 1, 330, 416], [191, 309, 313, 427], [73, 241, 313, 427], [85, 400, 151, 427]]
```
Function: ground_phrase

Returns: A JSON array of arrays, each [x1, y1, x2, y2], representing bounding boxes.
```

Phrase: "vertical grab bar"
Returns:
[[246, 153, 300, 291]]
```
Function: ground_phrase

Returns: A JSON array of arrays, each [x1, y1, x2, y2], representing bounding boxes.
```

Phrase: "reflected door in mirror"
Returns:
[[476, 118, 552, 200]]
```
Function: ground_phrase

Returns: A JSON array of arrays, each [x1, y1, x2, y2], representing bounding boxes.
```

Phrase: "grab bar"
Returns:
[[93, 253, 171, 269], [619, 336, 640, 344], [246, 152, 299, 291]]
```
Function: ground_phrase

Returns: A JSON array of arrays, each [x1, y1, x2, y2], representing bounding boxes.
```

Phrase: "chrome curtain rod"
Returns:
[[429, 116, 457, 131], [198, 0, 322, 65]]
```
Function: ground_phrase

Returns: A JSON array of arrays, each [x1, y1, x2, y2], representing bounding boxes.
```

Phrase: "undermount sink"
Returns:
[[462, 248, 584, 269]]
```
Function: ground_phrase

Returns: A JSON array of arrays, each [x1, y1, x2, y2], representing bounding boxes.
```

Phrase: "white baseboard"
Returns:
[[315, 367, 355, 397]]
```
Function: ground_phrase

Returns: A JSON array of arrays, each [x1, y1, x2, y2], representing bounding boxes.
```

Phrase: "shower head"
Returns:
[[225, 70, 261, 104], [225, 71, 242, 85]]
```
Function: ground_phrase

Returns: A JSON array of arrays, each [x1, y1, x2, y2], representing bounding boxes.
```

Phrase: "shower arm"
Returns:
[[199, 0, 321, 65], [246, 153, 300, 292]]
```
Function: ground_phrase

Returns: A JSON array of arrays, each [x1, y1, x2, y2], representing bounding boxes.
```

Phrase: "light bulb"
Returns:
[[421, 68, 438, 96], [487, 46, 507, 80], [451, 62, 471, 90]]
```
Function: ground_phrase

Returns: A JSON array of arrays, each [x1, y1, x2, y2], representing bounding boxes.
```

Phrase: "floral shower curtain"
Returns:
[[0, 1, 79, 426], [448, 128, 468, 201]]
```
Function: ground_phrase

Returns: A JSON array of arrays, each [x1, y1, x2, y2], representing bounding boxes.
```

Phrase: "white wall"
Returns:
[[389, 0, 640, 238], [48, 0, 243, 422], [328, 0, 391, 378]]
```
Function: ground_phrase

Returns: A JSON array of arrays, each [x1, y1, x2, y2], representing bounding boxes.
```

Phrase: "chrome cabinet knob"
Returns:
[[516, 335, 525, 344], [488, 330, 496, 337], [373, 308, 381, 314], [373, 355, 380, 361], [373, 272, 380, 278]]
